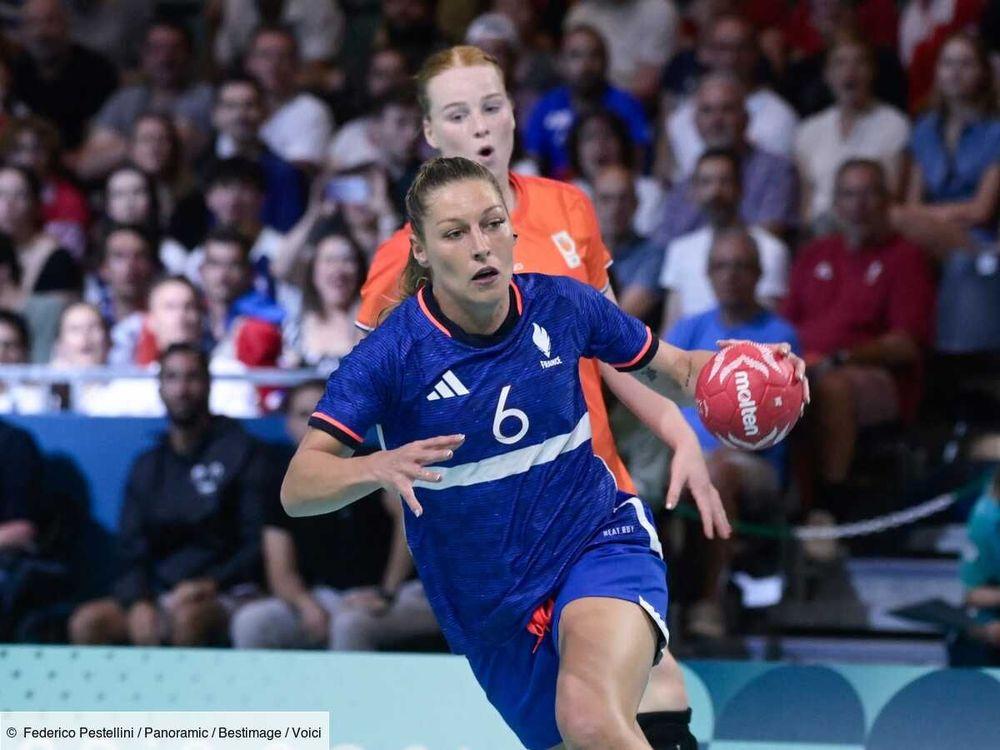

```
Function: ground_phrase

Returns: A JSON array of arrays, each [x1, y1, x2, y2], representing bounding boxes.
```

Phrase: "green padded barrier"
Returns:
[[1, 648, 999, 749]]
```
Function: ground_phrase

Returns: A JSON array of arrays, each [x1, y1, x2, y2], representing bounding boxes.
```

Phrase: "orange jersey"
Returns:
[[358, 172, 636, 493]]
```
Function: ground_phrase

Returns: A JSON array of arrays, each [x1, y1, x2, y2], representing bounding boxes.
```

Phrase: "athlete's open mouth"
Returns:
[[472, 266, 499, 281], [478, 146, 495, 159]]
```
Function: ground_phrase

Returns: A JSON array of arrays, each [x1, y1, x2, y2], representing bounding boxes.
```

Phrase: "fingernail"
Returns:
[[446, 450, 453, 458]]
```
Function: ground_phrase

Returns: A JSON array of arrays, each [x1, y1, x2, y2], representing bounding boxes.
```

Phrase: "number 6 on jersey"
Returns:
[[493, 385, 529, 445]]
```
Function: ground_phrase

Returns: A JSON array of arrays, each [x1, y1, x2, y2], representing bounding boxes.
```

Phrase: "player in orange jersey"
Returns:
[[358, 45, 703, 748], [359, 47, 643, 495]]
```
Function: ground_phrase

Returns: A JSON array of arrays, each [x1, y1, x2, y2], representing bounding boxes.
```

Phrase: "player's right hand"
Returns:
[[368, 434, 465, 517]]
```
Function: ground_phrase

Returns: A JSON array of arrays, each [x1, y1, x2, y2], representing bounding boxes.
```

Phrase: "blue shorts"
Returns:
[[466, 495, 669, 750]]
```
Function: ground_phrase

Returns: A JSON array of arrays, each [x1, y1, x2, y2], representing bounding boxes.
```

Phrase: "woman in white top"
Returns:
[[794, 33, 910, 233], [281, 219, 365, 374]]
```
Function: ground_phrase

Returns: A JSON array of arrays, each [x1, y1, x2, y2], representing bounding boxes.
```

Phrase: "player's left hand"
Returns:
[[716, 339, 810, 405], [666, 438, 731, 540]]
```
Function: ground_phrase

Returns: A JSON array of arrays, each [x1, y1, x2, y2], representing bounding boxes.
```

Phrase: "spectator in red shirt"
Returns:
[[784, 159, 935, 507]]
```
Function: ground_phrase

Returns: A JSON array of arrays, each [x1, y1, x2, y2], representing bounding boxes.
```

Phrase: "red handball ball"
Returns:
[[694, 342, 805, 451]]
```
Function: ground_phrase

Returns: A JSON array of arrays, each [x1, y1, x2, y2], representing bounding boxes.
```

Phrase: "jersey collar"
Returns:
[[417, 279, 523, 347]]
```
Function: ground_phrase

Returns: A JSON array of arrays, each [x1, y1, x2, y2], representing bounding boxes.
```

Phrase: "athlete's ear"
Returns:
[[422, 116, 438, 151], [410, 236, 430, 267]]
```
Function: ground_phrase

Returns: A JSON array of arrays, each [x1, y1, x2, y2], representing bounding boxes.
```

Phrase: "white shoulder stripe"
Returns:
[[414, 413, 593, 490]]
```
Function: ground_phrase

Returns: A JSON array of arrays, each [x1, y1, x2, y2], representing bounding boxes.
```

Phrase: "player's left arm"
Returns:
[[597, 286, 729, 537], [601, 357, 729, 537]]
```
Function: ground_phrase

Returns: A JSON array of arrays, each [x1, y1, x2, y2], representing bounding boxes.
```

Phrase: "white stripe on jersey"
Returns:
[[441, 370, 470, 395], [618, 496, 664, 559], [434, 381, 456, 398], [414, 413, 592, 490]]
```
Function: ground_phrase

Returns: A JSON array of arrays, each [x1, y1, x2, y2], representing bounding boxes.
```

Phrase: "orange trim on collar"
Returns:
[[417, 286, 452, 337], [511, 279, 523, 314]]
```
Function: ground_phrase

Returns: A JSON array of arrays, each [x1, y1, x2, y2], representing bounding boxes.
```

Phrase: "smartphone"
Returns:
[[325, 175, 372, 205]]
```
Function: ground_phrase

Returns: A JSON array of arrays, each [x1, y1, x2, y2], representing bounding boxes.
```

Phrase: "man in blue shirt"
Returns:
[[524, 24, 650, 179], [210, 75, 307, 233], [666, 226, 799, 638]]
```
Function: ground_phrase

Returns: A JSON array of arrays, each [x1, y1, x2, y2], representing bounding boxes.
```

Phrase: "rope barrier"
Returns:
[[673, 475, 990, 540]]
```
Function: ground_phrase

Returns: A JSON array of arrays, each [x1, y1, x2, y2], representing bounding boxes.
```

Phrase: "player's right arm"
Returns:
[[281, 429, 464, 519]]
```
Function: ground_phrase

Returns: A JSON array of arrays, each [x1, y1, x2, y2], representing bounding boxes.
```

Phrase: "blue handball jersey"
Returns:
[[310, 273, 658, 653]]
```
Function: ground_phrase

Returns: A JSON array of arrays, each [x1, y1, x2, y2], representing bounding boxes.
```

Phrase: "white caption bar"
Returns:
[[1, 712, 327, 750]]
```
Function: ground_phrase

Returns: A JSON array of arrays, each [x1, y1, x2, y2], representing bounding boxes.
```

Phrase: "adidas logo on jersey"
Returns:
[[533, 323, 563, 369], [426, 370, 470, 401]]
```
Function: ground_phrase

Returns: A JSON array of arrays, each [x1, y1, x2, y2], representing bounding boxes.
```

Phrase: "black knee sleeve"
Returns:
[[637, 709, 698, 750]]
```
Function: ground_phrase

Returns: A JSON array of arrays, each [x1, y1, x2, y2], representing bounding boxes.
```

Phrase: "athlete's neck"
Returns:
[[434, 287, 510, 337]]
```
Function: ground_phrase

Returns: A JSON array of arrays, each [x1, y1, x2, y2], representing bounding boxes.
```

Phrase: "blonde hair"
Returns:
[[415, 45, 507, 116]]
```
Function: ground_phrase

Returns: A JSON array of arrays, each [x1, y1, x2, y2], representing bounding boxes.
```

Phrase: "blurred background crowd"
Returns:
[[0, 0, 998, 664]]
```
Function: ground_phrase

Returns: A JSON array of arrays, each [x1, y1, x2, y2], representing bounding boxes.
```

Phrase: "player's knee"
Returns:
[[644, 655, 689, 711], [68, 600, 125, 645], [555, 675, 631, 749]]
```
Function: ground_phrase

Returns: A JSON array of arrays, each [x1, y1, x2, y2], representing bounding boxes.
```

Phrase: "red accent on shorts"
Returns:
[[527, 598, 555, 654]]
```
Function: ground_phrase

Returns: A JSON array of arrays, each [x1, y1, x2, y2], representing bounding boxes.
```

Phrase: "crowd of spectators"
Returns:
[[0, 0, 998, 648]]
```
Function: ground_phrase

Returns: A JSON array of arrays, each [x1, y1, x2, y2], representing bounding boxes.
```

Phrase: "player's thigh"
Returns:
[[556, 596, 658, 720]]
